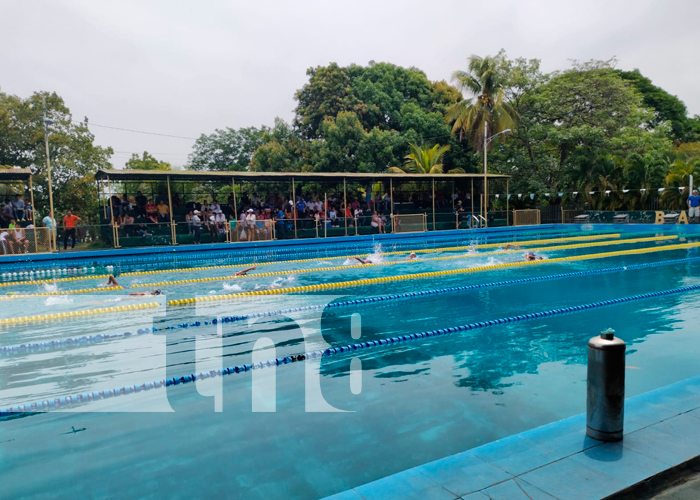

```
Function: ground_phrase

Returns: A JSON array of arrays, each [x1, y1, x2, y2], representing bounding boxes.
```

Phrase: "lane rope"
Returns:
[[6, 255, 700, 354], [0, 302, 160, 326], [5, 278, 700, 416], [0, 286, 123, 300], [131, 235, 675, 288], [168, 241, 700, 306]]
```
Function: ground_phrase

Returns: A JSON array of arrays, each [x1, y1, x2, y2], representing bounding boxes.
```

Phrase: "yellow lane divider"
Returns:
[[168, 241, 700, 306], [0, 302, 160, 326], [121, 233, 622, 277], [0, 232, 622, 289], [133, 235, 676, 289], [0, 275, 112, 289], [0, 286, 123, 300]]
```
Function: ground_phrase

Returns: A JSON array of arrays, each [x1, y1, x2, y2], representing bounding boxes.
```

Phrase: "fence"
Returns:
[[393, 214, 427, 233], [0, 227, 54, 255], [513, 209, 541, 226]]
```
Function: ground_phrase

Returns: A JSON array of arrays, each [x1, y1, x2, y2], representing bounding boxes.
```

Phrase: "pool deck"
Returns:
[[324, 375, 700, 500]]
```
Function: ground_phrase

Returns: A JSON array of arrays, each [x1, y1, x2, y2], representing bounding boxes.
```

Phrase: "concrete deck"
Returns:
[[324, 375, 700, 500]]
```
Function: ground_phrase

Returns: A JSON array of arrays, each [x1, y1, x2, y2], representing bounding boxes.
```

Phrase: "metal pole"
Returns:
[[432, 178, 436, 231], [324, 192, 327, 238], [292, 177, 297, 239], [484, 121, 488, 228], [166, 175, 176, 245], [101, 179, 107, 219], [471, 178, 474, 222], [587, 329, 626, 441], [343, 177, 348, 237], [506, 179, 509, 226], [390, 178, 394, 233], [42, 96, 57, 251], [232, 177, 238, 241], [29, 176, 38, 252]]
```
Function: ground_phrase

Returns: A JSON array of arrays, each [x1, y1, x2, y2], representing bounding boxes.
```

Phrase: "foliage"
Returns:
[[388, 143, 451, 174], [188, 125, 269, 171], [0, 89, 113, 219], [125, 151, 171, 170]]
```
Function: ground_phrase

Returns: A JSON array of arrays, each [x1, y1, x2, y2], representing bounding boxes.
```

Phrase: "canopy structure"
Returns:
[[95, 169, 509, 182], [95, 169, 511, 236], [0, 168, 33, 181]]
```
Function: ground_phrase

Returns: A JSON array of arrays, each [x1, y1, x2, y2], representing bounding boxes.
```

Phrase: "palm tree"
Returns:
[[662, 156, 699, 209], [585, 157, 624, 210], [446, 55, 518, 150], [387, 143, 456, 174]]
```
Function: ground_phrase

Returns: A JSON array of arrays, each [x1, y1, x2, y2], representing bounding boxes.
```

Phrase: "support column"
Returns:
[[167, 175, 176, 245], [390, 178, 394, 233], [484, 174, 488, 227], [471, 178, 474, 222], [432, 179, 436, 231], [292, 177, 297, 239], [232, 177, 238, 241], [343, 178, 348, 236], [29, 176, 38, 252], [506, 179, 510, 226], [324, 193, 327, 238]]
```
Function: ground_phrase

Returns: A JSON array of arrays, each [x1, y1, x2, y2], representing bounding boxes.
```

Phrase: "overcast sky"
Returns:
[[3, 0, 699, 168]]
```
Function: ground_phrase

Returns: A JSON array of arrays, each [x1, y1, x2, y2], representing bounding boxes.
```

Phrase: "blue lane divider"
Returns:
[[3, 255, 700, 355], [3, 278, 700, 417]]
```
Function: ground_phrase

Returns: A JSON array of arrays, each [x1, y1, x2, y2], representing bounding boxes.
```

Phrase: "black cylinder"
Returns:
[[586, 329, 626, 441]]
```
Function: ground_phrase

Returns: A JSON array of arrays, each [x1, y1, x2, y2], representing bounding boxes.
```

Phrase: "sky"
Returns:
[[3, 0, 699, 169]]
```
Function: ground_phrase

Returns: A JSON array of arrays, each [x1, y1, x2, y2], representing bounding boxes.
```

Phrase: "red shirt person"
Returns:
[[63, 210, 82, 250]]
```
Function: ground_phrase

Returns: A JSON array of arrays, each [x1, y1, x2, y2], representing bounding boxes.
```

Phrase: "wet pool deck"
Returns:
[[324, 375, 700, 500]]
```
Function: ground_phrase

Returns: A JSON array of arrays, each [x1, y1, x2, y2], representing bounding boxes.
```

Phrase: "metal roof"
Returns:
[[95, 169, 509, 182], [0, 168, 33, 181]]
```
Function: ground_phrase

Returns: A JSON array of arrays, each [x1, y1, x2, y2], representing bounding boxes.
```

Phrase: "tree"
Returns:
[[388, 143, 451, 174], [617, 69, 697, 142], [663, 156, 700, 209], [125, 151, 171, 170], [446, 55, 519, 150], [0, 89, 113, 218], [188, 126, 269, 171]]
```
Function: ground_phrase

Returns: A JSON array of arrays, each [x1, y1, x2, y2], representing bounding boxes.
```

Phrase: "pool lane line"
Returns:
[[0, 233, 624, 290], [0, 302, 159, 327], [168, 241, 700, 306], [6, 255, 700, 355], [0, 286, 124, 300], [132, 235, 676, 289], [6, 277, 700, 417]]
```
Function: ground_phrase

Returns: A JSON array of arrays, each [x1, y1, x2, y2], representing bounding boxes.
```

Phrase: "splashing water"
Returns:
[[268, 276, 295, 289], [45, 296, 73, 306], [42, 282, 59, 293], [317, 261, 333, 266], [223, 283, 243, 292]]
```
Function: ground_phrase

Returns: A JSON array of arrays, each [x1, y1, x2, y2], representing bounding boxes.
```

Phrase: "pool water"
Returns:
[[2, 225, 700, 499]]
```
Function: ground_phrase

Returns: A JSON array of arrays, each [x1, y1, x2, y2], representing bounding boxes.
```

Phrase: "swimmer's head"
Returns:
[[153, 289, 162, 295]]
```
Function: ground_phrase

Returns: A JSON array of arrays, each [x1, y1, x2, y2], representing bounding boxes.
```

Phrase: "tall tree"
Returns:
[[387, 143, 452, 174], [188, 125, 269, 171], [125, 151, 171, 170], [446, 55, 518, 150]]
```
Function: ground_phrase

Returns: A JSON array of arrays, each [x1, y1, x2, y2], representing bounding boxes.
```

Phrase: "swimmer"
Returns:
[[129, 289, 162, 296], [525, 252, 543, 261], [232, 266, 257, 277], [505, 244, 521, 250], [102, 275, 120, 287], [352, 257, 369, 265], [404, 252, 417, 260]]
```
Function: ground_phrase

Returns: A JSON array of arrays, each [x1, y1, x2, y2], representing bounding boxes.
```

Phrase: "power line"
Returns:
[[112, 151, 190, 156], [85, 122, 198, 140]]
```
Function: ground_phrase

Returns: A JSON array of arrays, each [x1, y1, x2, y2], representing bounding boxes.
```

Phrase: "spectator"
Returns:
[[245, 208, 256, 242], [210, 199, 221, 213], [157, 200, 170, 222], [1, 200, 12, 226], [0, 229, 10, 254], [371, 212, 385, 233], [191, 210, 202, 244], [121, 212, 136, 236], [135, 191, 148, 215], [275, 206, 285, 239], [207, 215, 219, 241], [329, 206, 338, 226], [11, 194, 25, 221], [24, 199, 33, 222], [186, 210, 195, 234], [145, 199, 158, 224], [63, 210, 82, 250], [215, 210, 226, 233]]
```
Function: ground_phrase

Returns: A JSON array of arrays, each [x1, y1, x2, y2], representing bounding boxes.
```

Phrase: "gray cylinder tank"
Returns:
[[586, 329, 626, 441]]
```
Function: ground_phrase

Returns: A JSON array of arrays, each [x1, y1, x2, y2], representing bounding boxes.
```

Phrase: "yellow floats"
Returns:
[[0, 286, 124, 300], [167, 241, 700, 307], [0, 302, 160, 326], [133, 235, 675, 289]]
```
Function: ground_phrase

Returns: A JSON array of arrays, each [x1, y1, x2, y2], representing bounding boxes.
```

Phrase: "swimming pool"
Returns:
[[2, 224, 700, 499]]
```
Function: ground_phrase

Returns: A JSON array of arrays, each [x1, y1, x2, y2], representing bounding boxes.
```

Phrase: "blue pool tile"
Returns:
[[481, 478, 558, 500], [687, 407, 700, 420], [416, 451, 512, 497], [353, 469, 458, 500], [459, 492, 489, 499], [520, 456, 617, 500], [651, 413, 700, 445], [633, 379, 700, 414], [623, 397, 682, 433], [622, 424, 700, 466]]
